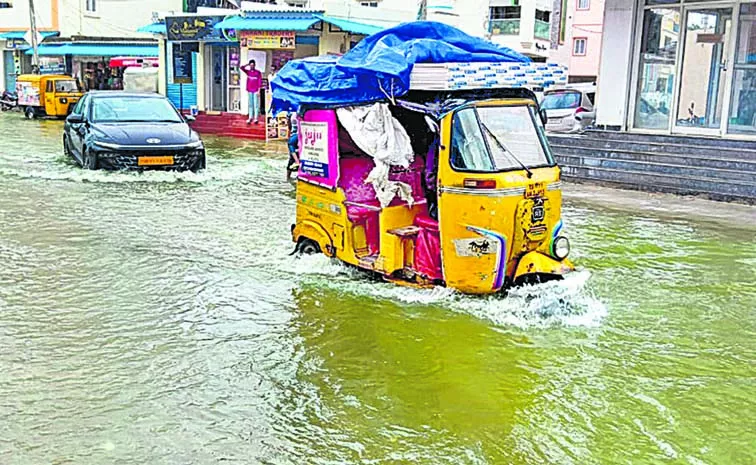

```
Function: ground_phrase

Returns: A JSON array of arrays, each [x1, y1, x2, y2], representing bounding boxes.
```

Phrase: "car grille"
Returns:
[[96, 150, 205, 172]]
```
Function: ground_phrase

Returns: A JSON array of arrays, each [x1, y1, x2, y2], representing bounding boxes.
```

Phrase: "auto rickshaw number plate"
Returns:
[[525, 182, 546, 199], [138, 156, 174, 166]]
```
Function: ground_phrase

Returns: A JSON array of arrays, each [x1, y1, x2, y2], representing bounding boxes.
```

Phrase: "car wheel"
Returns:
[[63, 135, 72, 158], [24, 107, 36, 119], [83, 148, 98, 170]]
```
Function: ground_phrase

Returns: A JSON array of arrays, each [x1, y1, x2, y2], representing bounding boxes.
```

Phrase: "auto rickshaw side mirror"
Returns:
[[539, 108, 548, 126]]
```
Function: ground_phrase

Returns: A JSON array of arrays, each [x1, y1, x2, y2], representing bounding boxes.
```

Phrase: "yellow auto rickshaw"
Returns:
[[290, 88, 574, 294], [16, 74, 83, 119]]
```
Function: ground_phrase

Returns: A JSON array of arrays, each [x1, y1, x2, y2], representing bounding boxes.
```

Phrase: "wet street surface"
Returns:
[[1, 112, 754, 464]]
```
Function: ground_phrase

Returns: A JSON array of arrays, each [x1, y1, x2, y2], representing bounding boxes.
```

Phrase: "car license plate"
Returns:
[[138, 156, 174, 166], [525, 182, 546, 199]]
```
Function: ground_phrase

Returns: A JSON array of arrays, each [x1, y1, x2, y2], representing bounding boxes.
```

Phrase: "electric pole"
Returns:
[[28, 0, 40, 73]]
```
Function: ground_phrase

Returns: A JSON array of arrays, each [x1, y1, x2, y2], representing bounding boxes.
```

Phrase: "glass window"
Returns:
[[490, 6, 521, 20], [634, 8, 680, 130], [728, 4, 756, 135], [46, 80, 53, 93], [451, 109, 493, 172], [91, 97, 183, 123], [450, 106, 552, 172], [86, 0, 95, 12], [577, 0, 590, 10], [71, 95, 86, 115], [542, 91, 582, 110], [55, 80, 78, 92], [573, 38, 587, 55]]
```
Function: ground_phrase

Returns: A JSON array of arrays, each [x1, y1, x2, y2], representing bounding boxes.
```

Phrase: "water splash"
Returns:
[[288, 253, 605, 329]]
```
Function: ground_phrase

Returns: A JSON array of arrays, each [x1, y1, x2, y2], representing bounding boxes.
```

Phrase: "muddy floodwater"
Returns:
[[0, 113, 754, 464]]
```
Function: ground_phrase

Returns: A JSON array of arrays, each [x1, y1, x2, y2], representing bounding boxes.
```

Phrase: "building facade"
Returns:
[[596, 0, 756, 139], [550, 0, 604, 82], [0, 0, 179, 92]]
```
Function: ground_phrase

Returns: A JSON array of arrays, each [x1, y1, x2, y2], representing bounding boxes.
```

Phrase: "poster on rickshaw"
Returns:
[[299, 121, 330, 178], [16, 81, 40, 107]]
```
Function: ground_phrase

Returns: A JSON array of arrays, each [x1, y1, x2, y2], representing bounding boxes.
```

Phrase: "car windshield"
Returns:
[[55, 80, 79, 93], [450, 105, 553, 172], [541, 91, 581, 110], [91, 97, 182, 123]]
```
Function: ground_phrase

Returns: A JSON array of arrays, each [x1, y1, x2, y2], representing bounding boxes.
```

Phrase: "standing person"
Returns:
[[286, 112, 300, 183], [240, 59, 263, 124]]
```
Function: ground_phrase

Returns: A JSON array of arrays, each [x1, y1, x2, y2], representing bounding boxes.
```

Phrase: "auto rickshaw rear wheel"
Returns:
[[298, 238, 321, 255], [24, 107, 36, 119]]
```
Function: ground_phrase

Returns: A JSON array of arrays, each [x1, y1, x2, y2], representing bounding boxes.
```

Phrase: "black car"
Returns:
[[63, 92, 205, 171]]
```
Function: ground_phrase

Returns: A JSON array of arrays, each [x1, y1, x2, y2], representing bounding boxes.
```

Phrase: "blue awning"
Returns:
[[0, 31, 59, 40], [26, 43, 159, 57], [137, 23, 166, 34], [214, 15, 320, 31], [315, 15, 384, 36]]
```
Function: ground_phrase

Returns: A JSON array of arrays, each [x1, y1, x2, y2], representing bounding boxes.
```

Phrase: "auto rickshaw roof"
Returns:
[[270, 21, 530, 114]]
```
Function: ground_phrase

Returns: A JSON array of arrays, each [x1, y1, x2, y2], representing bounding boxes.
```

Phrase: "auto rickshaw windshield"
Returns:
[[450, 105, 554, 172], [55, 80, 79, 93]]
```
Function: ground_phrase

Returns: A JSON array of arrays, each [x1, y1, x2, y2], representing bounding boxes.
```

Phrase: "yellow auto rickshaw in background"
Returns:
[[16, 74, 83, 119], [289, 88, 574, 294]]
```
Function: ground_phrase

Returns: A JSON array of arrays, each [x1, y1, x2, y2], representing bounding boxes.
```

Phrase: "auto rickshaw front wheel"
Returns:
[[24, 107, 36, 119]]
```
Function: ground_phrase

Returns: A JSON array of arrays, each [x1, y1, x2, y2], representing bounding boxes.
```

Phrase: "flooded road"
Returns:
[[1, 112, 754, 465]]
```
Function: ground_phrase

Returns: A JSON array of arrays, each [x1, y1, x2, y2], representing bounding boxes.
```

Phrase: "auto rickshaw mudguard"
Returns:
[[513, 251, 573, 286], [293, 220, 335, 257]]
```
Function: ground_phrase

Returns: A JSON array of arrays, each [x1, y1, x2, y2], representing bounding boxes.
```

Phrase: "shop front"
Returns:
[[0, 31, 60, 91], [597, 0, 756, 139], [26, 42, 159, 91]]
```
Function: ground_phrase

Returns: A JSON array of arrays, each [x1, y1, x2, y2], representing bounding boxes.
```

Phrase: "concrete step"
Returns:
[[549, 135, 756, 161], [557, 154, 756, 183], [575, 130, 756, 150], [552, 145, 756, 173], [561, 165, 756, 202]]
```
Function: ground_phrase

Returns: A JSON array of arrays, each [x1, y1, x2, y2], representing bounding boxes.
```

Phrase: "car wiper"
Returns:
[[480, 123, 533, 179]]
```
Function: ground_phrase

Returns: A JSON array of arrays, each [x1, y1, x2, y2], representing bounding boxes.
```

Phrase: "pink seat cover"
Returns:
[[414, 215, 442, 281]]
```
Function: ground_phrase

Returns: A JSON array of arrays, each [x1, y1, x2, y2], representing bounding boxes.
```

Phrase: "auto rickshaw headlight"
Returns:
[[552, 236, 570, 260], [60, 98, 68, 104]]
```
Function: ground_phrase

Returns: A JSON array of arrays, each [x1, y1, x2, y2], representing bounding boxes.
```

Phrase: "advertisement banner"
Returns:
[[166, 16, 223, 41], [172, 43, 193, 84], [16, 81, 40, 106], [299, 121, 330, 178], [239, 30, 296, 50]]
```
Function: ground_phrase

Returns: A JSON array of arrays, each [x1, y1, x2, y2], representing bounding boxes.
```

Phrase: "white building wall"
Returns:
[[0, 0, 56, 31], [58, 0, 182, 38], [594, 0, 636, 128]]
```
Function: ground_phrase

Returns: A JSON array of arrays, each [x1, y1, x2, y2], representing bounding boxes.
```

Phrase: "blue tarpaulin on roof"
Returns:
[[213, 15, 319, 31], [27, 43, 158, 57], [271, 21, 530, 112]]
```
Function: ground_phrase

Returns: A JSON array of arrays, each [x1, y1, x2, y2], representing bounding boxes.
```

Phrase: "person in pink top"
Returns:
[[240, 59, 263, 124]]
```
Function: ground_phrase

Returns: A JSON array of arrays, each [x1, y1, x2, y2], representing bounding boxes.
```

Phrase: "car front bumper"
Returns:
[[92, 149, 206, 172]]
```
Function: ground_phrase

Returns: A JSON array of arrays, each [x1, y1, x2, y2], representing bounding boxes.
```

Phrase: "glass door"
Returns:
[[673, 6, 733, 135], [728, 3, 756, 136]]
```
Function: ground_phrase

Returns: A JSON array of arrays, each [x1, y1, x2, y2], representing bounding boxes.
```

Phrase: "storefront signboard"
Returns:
[[166, 16, 223, 41], [5, 39, 28, 50], [239, 31, 296, 50], [172, 43, 193, 84], [39, 56, 65, 75]]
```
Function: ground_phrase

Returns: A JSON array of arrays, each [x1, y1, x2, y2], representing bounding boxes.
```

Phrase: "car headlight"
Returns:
[[186, 140, 204, 149], [552, 236, 570, 260], [92, 141, 121, 150]]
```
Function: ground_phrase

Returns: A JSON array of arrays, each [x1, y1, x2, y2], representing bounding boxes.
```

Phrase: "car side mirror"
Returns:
[[539, 108, 548, 126], [184, 115, 196, 122], [67, 114, 84, 124]]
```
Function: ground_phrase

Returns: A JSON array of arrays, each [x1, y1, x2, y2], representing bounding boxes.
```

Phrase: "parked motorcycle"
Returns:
[[0, 90, 18, 111]]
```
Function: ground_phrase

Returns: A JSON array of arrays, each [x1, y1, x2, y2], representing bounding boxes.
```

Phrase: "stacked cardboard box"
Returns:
[[409, 62, 568, 91]]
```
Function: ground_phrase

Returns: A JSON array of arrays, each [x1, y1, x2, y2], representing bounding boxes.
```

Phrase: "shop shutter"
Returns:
[[167, 51, 197, 110]]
